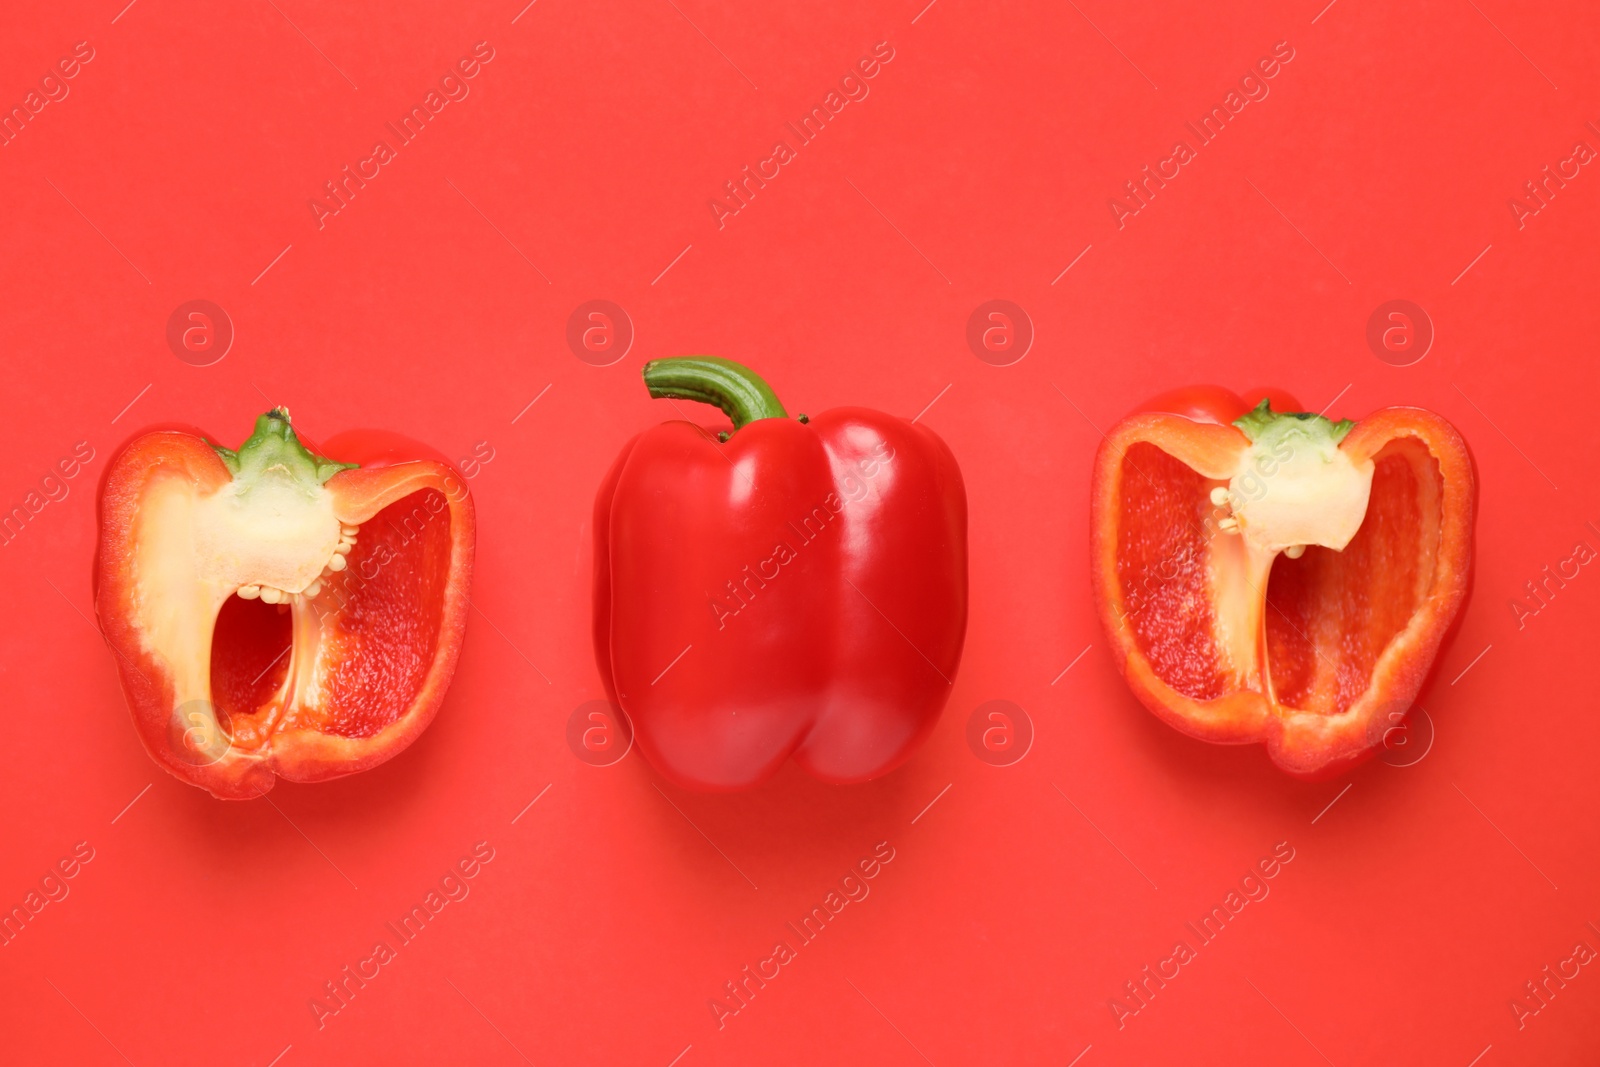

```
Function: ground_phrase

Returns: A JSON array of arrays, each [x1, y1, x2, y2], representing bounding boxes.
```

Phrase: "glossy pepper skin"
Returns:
[[1091, 386, 1474, 778], [95, 410, 474, 799], [594, 357, 968, 791]]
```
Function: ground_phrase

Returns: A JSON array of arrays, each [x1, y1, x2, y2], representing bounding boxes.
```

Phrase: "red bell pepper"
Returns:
[[593, 357, 968, 790], [1090, 386, 1474, 777], [95, 410, 475, 799]]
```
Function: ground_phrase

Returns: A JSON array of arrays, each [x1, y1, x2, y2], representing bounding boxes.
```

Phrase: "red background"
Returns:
[[2, 0, 1598, 1064]]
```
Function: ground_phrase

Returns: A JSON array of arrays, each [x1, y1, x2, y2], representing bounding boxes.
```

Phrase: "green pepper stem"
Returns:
[[642, 356, 788, 431], [211, 408, 356, 485], [1233, 398, 1354, 445]]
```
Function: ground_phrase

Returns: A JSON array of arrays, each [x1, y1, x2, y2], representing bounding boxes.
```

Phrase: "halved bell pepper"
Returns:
[[1090, 387, 1474, 777], [594, 357, 968, 791], [95, 410, 474, 799]]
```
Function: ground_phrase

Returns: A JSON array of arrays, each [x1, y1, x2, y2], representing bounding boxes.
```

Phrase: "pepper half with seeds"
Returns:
[[95, 409, 474, 799], [1091, 387, 1474, 777]]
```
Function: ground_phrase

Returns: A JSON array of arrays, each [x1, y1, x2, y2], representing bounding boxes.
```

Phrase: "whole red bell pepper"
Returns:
[[95, 409, 475, 799], [1090, 386, 1474, 777], [593, 357, 968, 790]]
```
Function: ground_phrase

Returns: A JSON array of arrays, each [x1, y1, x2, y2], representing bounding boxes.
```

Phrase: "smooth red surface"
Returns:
[[1133, 384, 1302, 424], [1, 1, 1598, 1064], [597, 404, 966, 790]]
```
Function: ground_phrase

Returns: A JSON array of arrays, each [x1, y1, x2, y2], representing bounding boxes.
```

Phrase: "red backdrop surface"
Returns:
[[1, 1, 1598, 1064]]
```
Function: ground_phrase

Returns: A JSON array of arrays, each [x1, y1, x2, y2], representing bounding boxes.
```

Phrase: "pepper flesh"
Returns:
[[95, 410, 475, 799], [1090, 388, 1474, 777], [594, 357, 968, 791]]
